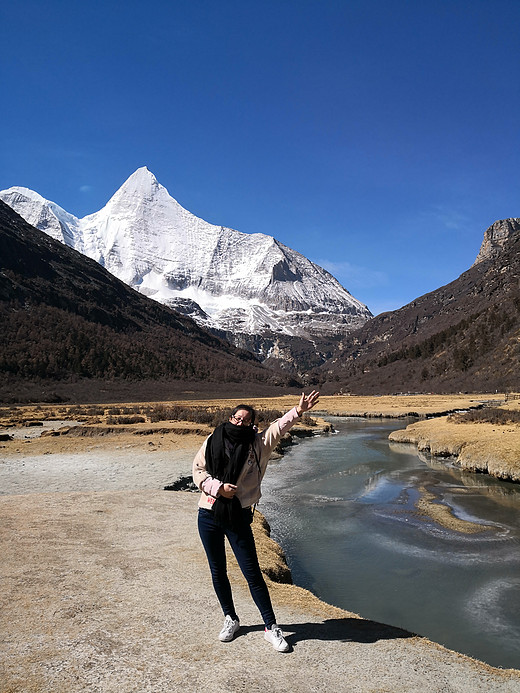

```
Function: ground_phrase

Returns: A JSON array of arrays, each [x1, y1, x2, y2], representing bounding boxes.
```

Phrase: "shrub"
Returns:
[[105, 415, 146, 425], [449, 408, 520, 425], [144, 404, 285, 428], [146, 405, 219, 425]]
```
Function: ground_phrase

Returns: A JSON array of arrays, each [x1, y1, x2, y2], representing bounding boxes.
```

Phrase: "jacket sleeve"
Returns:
[[192, 438, 222, 497], [278, 406, 301, 435], [259, 406, 301, 458]]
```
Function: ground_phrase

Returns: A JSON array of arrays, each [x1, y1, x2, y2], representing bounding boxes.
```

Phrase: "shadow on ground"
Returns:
[[238, 617, 414, 647]]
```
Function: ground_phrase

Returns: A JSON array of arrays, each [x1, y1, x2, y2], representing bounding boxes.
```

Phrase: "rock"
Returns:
[[473, 218, 520, 265]]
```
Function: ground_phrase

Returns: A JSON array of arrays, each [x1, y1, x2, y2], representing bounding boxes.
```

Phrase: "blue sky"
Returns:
[[1, 0, 518, 316]]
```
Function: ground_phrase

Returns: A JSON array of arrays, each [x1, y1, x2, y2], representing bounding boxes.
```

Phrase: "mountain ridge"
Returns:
[[317, 218, 520, 394], [2, 171, 518, 396], [0, 199, 299, 402], [0, 168, 372, 355]]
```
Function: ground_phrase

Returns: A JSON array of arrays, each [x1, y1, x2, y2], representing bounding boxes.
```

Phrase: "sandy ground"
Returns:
[[0, 420, 204, 496], [1, 394, 520, 691], [2, 491, 520, 693]]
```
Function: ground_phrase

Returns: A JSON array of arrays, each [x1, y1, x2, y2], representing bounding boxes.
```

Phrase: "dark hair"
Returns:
[[231, 404, 256, 425]]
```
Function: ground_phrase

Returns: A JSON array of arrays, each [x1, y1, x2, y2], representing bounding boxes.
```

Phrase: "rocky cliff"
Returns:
[[472, 218, 520, 266]]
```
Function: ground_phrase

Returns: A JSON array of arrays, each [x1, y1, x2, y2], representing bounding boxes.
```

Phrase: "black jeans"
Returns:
[[197, 507, 276, 627]]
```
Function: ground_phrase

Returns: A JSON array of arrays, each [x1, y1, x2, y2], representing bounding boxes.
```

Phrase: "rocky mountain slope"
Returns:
[[316, 218, 520, 394], [0, 168, 371, 370], [472, 218, 520, 266], [0, 200, 298, 402]]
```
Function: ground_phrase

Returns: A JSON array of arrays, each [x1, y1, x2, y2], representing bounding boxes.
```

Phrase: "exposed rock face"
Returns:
[[0, 169, 372, 351], [472, 218, 520, 266], [319, 218, 520, 394]]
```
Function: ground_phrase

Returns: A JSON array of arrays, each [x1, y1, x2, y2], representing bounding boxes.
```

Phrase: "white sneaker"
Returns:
[[264, 624, 290, 652], [219, 615, 240, 642]]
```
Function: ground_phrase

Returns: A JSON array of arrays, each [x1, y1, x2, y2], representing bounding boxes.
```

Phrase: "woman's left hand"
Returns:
[[296, 390, 320, 415]]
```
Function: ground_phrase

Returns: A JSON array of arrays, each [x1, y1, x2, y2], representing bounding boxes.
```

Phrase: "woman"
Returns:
[[192, 390, 319, 652]]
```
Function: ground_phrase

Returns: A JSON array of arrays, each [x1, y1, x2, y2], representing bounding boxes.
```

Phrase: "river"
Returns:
[[260, 416, 520, 670]]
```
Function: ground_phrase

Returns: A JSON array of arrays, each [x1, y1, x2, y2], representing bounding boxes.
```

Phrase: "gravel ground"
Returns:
[[0, 448, 195, 496], [1, 489, 520, 693]]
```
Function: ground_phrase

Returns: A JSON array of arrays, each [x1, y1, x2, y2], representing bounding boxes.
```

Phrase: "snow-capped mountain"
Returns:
[[0, 168, 371, 346]]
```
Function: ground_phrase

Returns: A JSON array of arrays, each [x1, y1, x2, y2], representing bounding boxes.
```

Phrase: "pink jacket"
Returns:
[[192, 407, 301, 510]]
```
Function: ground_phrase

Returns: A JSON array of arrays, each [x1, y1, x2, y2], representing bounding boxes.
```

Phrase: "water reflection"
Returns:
[[260, 416, 520, 670]]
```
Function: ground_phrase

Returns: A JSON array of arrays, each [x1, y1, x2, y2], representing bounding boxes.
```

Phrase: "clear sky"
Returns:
[[1, 0, 518, 316]]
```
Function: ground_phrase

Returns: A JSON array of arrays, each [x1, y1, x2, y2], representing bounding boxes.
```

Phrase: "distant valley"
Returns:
[[1, 171, 518, 400]]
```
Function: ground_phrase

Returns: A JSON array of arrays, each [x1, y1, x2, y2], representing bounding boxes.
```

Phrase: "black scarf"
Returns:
[[205, 421, 256, 530]]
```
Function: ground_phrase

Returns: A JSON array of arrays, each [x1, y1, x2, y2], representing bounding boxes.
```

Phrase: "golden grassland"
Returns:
[[140, 392, 505, 417], [1, 392, 518, 481], [0, 392, 506, 425], [389, 414, 520, 481]]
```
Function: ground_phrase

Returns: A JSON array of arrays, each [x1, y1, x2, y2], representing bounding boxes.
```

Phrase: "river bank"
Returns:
[[388, 403, 520, 483], [259, 415, 520, 670]]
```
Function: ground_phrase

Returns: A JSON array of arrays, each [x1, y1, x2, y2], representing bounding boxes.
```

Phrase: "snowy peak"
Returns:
[[117, 166, 158, 195], [0, 186, 80, 246], [105, 167, 179, 214], [0, 169, 372, 343]]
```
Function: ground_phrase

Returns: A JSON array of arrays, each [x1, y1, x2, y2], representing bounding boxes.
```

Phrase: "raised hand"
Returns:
[[296, 390, 320, 415]]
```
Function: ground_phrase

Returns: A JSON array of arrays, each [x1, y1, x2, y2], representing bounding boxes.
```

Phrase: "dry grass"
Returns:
[[2, 393, 517, 481], [389, 416, 520, 481], [414, 486, 496, 534], [449, 408, 520, 425], [170, 393, 505, 418], [0, 398, 324, 459], [313, 393, 506, 417], [0, 392, 506, 428]]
